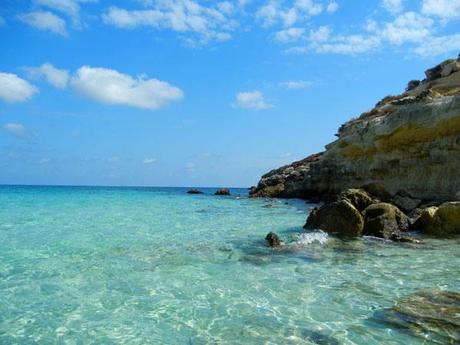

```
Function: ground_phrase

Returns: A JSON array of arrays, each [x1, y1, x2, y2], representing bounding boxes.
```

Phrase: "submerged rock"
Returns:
[[265, 232, 282, 247], [215, 188, 231, 196], [304, 200, 364, 238], [187, 189, 203, 194], [374, 290, 460, 344], [362, 203, 409, 239], [414, 202, 460, 236]]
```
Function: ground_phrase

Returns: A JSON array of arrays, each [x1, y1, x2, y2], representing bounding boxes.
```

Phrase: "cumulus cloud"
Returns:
[[382, 0, 404, 14], [380, 12, 433, 45], [274, 27, 305, 42], [326, 2, 339, 13], [24, 63, 69, 89], [0, 73, 38, 103], [414, 33, 460, 57], [102, 0, 238, 44], [18, 11, 67, 36], [71, 66, 184, 110], [233, 90, 272, 110], [421, 0, 460, 21], [3, 123, 33, 139], [280, 80, 312, 89], [256, 0, 324, 27], [34, 0, 97, 25], [309, 25, 331, 42], [143, 158, 157, 164]]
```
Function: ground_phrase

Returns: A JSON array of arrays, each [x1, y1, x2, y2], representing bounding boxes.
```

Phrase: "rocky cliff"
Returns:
[[251, 56, 460, 203]]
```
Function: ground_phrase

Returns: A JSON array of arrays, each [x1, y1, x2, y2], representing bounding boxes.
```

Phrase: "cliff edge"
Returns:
[[251, 56, 460, 202]]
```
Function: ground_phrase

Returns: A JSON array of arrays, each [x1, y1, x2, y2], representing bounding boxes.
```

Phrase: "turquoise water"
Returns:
[[0, 186, 458, 344]]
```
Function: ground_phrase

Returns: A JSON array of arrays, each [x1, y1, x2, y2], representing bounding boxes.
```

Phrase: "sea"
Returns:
[[0, 185, 458, 344]]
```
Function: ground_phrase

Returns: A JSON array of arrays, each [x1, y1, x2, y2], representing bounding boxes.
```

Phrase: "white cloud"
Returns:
[[71, 66, 183, 110], [414, 33, 460, 57], [256, 0, 323, 27], [280, 80, 312, 89], [185, 161, 196, 172], [422, 0, 460, 21], [380, 12, 432, 45], [233, 90, 272, 110], [143, 158, 157, 164], [309, 25, 331, 42], [102, 1, 238, 44], [34, 0, 97, 25], [326, 2, 339, 13], [0, 73, 38, 103], [274, 27, 305, 42], [382, 0, 403, 14], [24, 63, 69, 89], [309, 34, 381, 54], [38, 158, 51, 164], [3, 123, 33, 139], [18, 11, 67, 36]]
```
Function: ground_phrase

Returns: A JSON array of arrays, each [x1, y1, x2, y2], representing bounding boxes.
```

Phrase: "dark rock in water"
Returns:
[[304, 200, 364, 238], [389, 234, 423, 244], [339, 188, 375, 212], [392, 191, 421, 213], [374, 290, 460, 344], [215, 188, 231, 196], [413, 202, 460, 236], [363, 203, 409, 239], [265, 232, 281, 247], [187, 189, 203, 194]]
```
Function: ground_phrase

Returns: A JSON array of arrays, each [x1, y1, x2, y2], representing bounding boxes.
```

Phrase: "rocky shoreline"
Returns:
[[251, 55, 460, 241]]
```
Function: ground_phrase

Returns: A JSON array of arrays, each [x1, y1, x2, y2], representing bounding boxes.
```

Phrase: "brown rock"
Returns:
[[363, 203, 410, 239], [304, 200, 364, 238]]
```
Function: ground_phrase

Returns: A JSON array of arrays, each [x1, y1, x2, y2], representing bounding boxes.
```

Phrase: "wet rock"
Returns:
[[187, 189, 203, 194], [363, 203, 410, 239], [392, 191, 421, 213], [304, 200, 364, 238], [374, 290, 460, 344], [265, 232, 282, 247], [339, 188, 375, 212], [389, 234, 423, 244], [214, 188, 231, 196], [415, 202, 460, 236]]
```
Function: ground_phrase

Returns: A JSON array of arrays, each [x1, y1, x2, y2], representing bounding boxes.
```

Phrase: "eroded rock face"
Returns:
[[251, 56, 460, 202], [304, 200, 364, 238], [362, 203, 410, 239]]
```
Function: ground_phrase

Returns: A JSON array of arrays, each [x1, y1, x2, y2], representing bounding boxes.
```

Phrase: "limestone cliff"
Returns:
[[251, 56, 460, 202]]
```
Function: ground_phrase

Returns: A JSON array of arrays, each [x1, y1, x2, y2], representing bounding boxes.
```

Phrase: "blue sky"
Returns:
[[0, 0, 459, 187]]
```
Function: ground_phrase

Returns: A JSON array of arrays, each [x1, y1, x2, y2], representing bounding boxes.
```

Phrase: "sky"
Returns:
[[0, 0, 459, 187]]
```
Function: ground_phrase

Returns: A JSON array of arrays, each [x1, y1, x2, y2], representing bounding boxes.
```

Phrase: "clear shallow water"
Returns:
[[0, 186, 458, 345]]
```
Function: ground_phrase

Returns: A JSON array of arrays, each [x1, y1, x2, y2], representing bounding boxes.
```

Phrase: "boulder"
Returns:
[[304, 200, 364, 238], [361, 183, 392, 202], [406, 79, 420, 91], [214, 188, 231, 196], [187, 189, 203, 194], [265, 232, 282, 247], [363, 203, 410, 239], [339, 188, 375, 211], [392, 191, 421, 213], [416, 202, 460, 236]]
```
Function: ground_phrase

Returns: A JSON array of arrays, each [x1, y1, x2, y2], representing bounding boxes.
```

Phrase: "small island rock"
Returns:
[[187, 189, 203, 194], [265, 232, 282, 247], [215, 188, 231, 196]]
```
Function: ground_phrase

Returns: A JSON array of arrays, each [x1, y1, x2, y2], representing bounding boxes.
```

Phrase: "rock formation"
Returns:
[[215, 188, 231, 196], [251, 56, 460, 202]]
